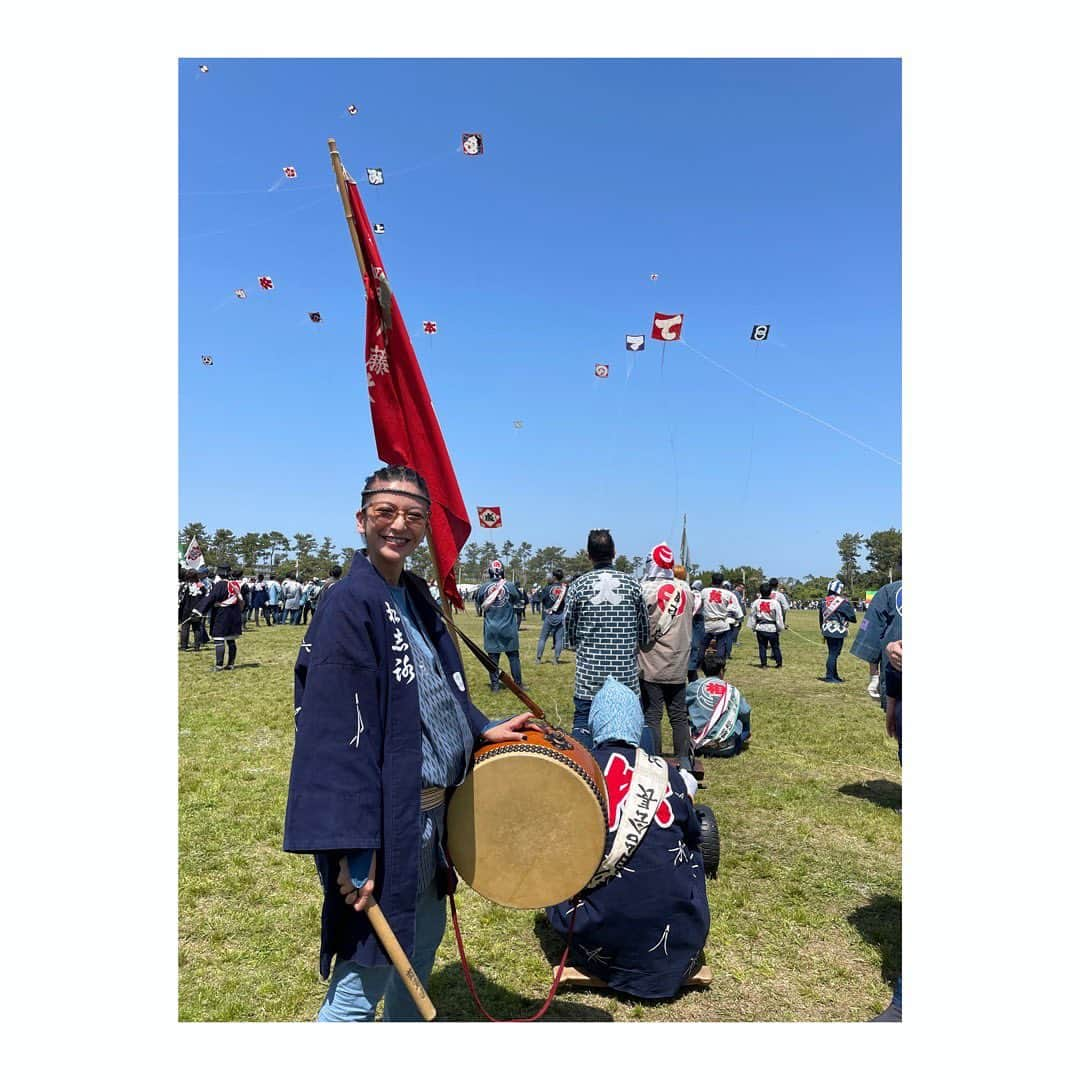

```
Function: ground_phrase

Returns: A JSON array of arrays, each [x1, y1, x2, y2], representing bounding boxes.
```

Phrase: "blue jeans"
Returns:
[[756, 632, 782, 666], [825, 636, 843, 679], [536, 616, 565, 661], [487, 650, 522, 689], [704, 628, 733, 661], [572, 695, 593, 750], [317, 877, 446, 1022]]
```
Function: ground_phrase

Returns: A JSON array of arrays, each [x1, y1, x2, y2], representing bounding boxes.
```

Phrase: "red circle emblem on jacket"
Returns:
[[657, 582, 687, 616]]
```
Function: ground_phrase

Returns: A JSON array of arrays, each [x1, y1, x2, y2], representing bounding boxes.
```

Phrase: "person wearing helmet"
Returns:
[[474, 559, 526, 692], [818, 579, 858, 683]]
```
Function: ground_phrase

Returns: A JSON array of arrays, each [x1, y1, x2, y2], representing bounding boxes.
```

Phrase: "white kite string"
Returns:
[[181, 192, 337, 242], [678, 338, 900, 466], [384, 146, 463, 180]]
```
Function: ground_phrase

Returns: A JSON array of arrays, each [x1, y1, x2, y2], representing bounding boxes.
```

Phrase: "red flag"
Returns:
[[651, 312, 684, 341], [476, 507, 502, 528], [344, 175, 471, 607]]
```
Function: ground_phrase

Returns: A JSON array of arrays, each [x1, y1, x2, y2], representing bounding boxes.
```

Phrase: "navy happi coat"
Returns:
[[818, 596, 858, 639], [283, 553, 490, 976], [195, 578, 243, 640], [545, 742, 711, 999]]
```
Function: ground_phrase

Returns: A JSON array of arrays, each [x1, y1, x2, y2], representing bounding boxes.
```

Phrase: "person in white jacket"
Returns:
[[747, 582, 785, 668], [699, 574, 744, 662]]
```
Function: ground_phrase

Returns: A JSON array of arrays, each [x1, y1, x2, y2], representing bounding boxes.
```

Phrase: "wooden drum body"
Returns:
[[446, 726, 608, 909]]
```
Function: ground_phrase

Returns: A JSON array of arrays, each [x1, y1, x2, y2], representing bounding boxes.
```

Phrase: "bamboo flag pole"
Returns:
[[329, 139, 468, 673], [326, 137, 437, 1022]]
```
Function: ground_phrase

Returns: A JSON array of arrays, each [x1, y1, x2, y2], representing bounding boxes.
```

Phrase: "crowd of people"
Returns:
[[183, 468, 902, 1022], [178, 565, 345, 668]]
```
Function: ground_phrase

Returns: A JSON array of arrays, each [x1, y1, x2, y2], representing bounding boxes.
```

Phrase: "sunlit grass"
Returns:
[[179, 608, 899, 1021]]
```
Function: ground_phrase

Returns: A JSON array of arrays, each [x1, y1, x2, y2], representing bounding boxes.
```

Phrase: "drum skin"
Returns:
[[446, 727, 608, 909]]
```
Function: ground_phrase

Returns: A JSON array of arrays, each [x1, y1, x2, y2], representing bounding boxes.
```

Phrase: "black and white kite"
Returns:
[[373, 223, 385, 234], [201, 355, 213, 366], [513, 420, 524, 429], [366, 168, 384, 185], [595, 363, 610, 379], [750, 324, 770, 341], [462, 133, 484, 156], [308, 312, 322, 323], [625, 334, 645, 351], [198, 64, 209, 74], [234, 289, 246, 300], [346, 104, 358, 115]]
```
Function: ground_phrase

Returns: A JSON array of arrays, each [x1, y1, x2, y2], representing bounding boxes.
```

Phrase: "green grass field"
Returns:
[[178, 607, 900, 1022]]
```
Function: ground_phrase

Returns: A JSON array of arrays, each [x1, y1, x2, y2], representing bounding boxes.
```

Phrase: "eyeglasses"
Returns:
[[365, 503, 429, 529]]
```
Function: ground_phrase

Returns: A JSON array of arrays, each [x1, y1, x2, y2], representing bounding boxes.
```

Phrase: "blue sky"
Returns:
[[179, 58, 900, 578]]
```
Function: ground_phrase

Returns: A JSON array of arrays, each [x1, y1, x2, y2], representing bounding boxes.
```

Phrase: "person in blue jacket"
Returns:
[[474, 559, 526, 691], [283, 464, 537, 1022], [545, 677, 710, 999], [818, 578, 858, 683]]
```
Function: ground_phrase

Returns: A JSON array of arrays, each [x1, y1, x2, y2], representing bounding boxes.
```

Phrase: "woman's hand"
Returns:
[[337, 852, 377, 913], [483, 713, 543, 743]]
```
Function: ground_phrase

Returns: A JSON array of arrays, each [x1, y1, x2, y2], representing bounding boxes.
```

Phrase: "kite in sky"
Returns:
[[595, 363, 610, 378], [477, 506, 502, 528], [625, 334, 645, 351], [650, 273, 659, 281], [282, 166, 297, 179], [652, 312, 684, 341], [422, 321, 437, 334], [308, 312, 322, 323], [512, 420, 524, 429], [258, 276, 274, 291], [462, 133, 484, 156], [347, 104, 358, 115], [234, 289, 246, 300], [367, 168, 384, 185], [201, 355, 213, 366], [198, 64, 209, 74], [373, 223, 385, 234], [750, 324, 770, 341]]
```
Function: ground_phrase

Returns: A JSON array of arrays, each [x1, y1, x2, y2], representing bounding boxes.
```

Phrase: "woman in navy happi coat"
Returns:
[[283, 466, 536, 1020], [545, 677, 710, 999]]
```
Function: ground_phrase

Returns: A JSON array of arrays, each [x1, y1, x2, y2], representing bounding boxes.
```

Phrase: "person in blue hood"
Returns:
[[545, 677, 710, 999]]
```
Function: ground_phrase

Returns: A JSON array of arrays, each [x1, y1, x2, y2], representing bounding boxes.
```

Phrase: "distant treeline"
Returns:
[[178, 524, 900, 600]]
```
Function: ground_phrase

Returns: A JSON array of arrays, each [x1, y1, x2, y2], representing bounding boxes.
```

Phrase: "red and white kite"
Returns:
[[594, 363, 610, 378], [347, 104, 358, 115], [282, 166, 297, 179], [649, 273, 659, 281], [258, 275, 274, 291], [422, 321, 437, 335], [477, 506, 502, 528], [651, 312, 684, 341]]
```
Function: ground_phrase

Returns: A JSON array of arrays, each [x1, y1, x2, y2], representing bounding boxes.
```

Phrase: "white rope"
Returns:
[[679, 338, 900, 466]]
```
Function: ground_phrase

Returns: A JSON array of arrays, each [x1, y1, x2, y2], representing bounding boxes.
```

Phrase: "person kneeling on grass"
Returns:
[[544, 677, 710, 1000], [686, 651, 751, 758]]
